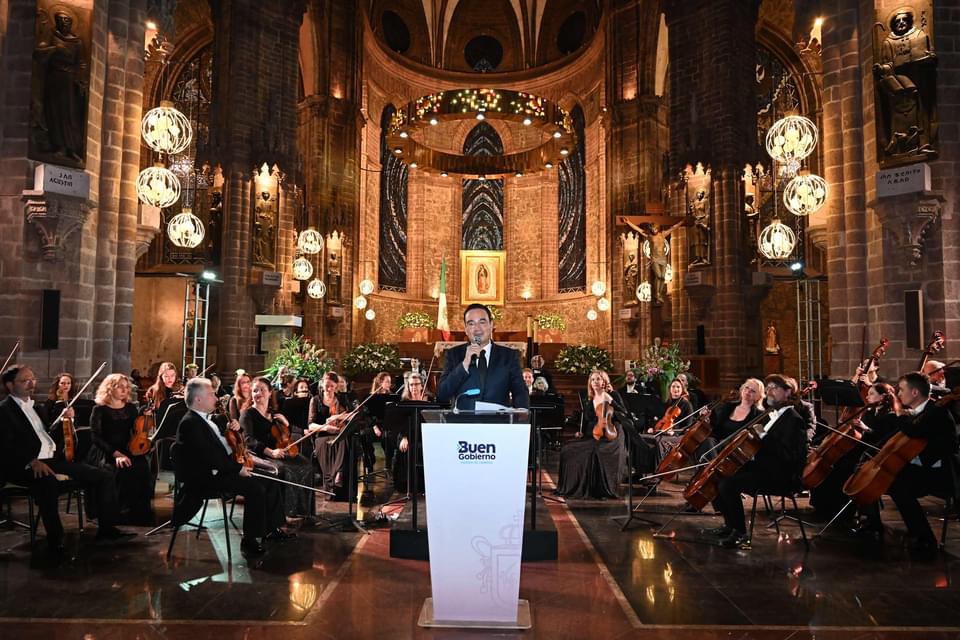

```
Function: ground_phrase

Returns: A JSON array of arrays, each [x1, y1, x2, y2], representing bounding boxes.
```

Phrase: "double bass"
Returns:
[[801, 338, 889, 489], [683, 382, 816, 511]]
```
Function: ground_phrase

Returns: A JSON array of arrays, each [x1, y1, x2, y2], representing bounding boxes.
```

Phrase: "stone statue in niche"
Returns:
[[684, 163, 712, 267], [873, 5, 938, 167], [253, 191, 277, 267], [207, 190, 223, 266], [623, 251, 638, 301], [30, 4, 92, 168], [764, 320, 781, 355]]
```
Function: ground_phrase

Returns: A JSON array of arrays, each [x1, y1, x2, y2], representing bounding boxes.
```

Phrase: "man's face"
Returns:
[[625, 371, 636, 384], [464, 308, 493, 346], [892, 11, 912, 36], [192, 383, 216, 413], [897, 380, 921, 409], [523, 371, 534, 386], [8, 368, 37, 399], [766, 383, 789, 405]]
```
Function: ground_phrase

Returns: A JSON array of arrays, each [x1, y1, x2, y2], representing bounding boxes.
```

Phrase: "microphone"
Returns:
[[452, 388, 481, 414], [470, 335, 482, 366]]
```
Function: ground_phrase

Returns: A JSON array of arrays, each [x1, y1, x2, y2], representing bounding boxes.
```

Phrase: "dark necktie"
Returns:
[[478, 349, 488, 390]]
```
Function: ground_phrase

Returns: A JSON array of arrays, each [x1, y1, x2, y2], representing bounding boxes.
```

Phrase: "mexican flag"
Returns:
[[437, 258, 451, 341]]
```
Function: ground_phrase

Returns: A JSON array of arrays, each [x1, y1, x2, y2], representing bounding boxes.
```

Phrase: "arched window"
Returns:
[[377, 105, 409, 291], [461, 122, 504, 250], [558, 105, 586, 292]]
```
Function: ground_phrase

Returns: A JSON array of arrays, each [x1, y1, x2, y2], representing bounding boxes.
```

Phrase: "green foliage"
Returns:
[[263, 335, 336, 383], [397, 311, 434, 329], [554, 345, 614, 374], [342, 342, 402, 376], [535, 313, 566, 331], [639, 338, 691, 396]]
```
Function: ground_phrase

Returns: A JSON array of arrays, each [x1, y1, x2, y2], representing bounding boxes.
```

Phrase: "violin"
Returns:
[[128, 411, 154, 456], [593, 398, 617, 441], [225, 426, 254, 469], [654, 401, 683, 433], [62, 414, 77, 463], [271, 414, 298, 456], [656, 392, 737, 476], [683, 381, 816, 511]]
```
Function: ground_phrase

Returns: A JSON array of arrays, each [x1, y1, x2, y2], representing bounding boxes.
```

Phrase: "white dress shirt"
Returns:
[[13, 396, 57, 460], [760, 407, 784, 439], [194, 409, 233, 456]]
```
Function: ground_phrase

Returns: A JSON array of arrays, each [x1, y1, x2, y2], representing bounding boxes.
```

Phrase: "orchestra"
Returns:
[[2, 327, 959, 568]]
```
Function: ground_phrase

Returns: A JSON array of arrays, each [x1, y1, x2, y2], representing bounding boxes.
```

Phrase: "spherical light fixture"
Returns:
[[141, 100, 193, 155], [358, 279, 375, 296], [586, 309, 598, 321], [765, 115, 818, 176], [782, 172, 827, 217], [664, 264, 673, 283], [354, 295, 367, 310], [136, 164, 181, 208], [637, 282, 652, 302], [597, 297, 610, 312], [297, 228, 323, 254], [307, 279, 326, 299], [292, 256, 314, 281], [166, 209, 205, 248], [590, 280, 607, 297], [758, 219, 797, 260], [364, 309, 376, 321]]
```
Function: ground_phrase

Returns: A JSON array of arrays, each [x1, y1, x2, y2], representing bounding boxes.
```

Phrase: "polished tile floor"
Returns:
[[1, 458, 959, 639]]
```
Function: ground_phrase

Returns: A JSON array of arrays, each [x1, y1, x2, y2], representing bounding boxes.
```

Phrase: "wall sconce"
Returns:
[[520, 288, 532, 300]]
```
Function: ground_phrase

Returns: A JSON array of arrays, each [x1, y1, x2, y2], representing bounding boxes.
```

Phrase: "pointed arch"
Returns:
[[461, 122, 504, 251], [378, 105, 409, 291]]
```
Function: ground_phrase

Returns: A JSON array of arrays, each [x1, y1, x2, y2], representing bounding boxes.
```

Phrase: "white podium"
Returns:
[[417, 410, 532, 629]]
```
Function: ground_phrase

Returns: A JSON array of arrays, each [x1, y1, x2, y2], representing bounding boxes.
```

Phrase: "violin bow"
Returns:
[[285, 392, 376, 451], [1, 340, 21, 373], [50, 362, 107, 427], [249, 471, 335, 496], [199, 361, 217, 377]]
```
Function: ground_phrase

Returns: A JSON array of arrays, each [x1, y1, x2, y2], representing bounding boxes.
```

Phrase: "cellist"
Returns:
[[707, 374, 809, 549], [855, 372, 957, 550]]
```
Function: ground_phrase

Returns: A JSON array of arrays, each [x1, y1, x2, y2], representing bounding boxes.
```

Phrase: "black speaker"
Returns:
[[40, 289, 60, 350], [696, 324, 706, 355], [904, 289, 923, 350]]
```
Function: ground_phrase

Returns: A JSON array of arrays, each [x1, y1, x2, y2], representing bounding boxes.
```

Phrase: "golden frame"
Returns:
[[460, 250, 505, 307]]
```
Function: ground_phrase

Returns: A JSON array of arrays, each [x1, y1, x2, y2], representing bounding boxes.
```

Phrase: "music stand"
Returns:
[[529, 400, 564, 514], [313, 410, 374, 534], [611, 403, 663, 531], [380, 401, 441, 530], [360, 393, 396, 482], [816, 379, 863, 426]]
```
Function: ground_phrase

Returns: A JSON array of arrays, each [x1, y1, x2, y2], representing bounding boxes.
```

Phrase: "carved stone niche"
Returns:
[[870, 190, 944, 267], [21, 191, 91, 261]]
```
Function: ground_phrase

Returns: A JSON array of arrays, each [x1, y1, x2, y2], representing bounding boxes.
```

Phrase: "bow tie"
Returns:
[[22, 397, 34, 409]]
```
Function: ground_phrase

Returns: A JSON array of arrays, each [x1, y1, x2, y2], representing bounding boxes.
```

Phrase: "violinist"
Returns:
[[856, 372, 957, 550], [144, 362, 182, 410], [708, 375, 809, 549], [44, 372, 78, 458], [227, 371, 252, 421], [368, 371, 395, 471], [392, 372, 431, 493], [0, 365, 134, 553], [698, 378, 765, 461], [241, 376, 318, 519], [172, 377, 286, 557], [308, 372, 358, 497], [555, 370, 627, 499], [653, 378, 695, 465], [784, 376, 818, 443], [88, 374, 154, 525]]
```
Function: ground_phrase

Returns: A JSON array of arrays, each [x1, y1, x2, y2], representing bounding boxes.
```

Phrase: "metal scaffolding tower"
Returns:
[[181, 279, 211, 375], [796, 278, 823, 384]]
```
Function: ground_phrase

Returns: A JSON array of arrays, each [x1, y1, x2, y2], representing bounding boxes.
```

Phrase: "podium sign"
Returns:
[[420, 421, 531, 627]]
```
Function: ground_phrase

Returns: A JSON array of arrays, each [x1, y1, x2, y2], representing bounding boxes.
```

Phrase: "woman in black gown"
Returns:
[[308, 372, 358, 497], [696, 377, 765, 461], [88, 373, 155, 525], [241, 376, 318, 518], [654, 377, 696, 464], [556, 370, 627, 499]]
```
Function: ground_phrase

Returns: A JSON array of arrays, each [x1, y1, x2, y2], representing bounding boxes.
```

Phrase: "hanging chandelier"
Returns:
[[364, 309, 376, 321], [292, 256, 313, 281], [307, 278, 326, 299], [354, 295, 368, 310], [386, 88, 576, 178], [636, 282, 652, 302], [758, 219, 797, 260], [782, 172, 827, 216], [586, 309, 598, 321], [166, 208, 205, 248], [590, 280, 606, 297], [297, 228, 323, 255], [765, 115, 818, 177], [664, 264, 674, 283], [136, 163, 181, 208], [141, 100, 193, 155], [596, 297, 610, 312], [359, 279, 375, 296]]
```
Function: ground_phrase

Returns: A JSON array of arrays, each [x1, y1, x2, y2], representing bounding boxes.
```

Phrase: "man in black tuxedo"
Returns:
[[437, 304, 529, 411], [0, 365, 132, 552], [860, 372, 958, 549], [172, 377, 285, 556], [710, 374, 809, 548]]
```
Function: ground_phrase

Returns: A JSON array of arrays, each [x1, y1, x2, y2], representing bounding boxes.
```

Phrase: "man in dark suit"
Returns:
[[172, 377, 286, 556], [710, 374, 809, 548], [0, 365, 132, 552], [437, 304, 529, 411], [859, 372, 958, 550]]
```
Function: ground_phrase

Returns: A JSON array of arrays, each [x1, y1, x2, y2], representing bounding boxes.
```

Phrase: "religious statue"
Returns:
[[253, 191, 276, 267], [684, 164, 712, 267], [764, 321, 781, 355], [873, 5, 938, 166], [634, 219, 685, 306], [31, 7, 90, 167], [623, 249, 639, 298], [207, 190, 223, 266]]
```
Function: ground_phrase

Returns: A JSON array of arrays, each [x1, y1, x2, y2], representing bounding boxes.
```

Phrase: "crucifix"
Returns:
[[615, 214, 693, 305]]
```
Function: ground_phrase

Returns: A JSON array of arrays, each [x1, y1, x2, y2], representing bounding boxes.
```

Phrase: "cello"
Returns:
[[844, 386, 960, 506], [683, 381, 816, 511], [802, 338, 889, 489], [655, 393, 737, 476]]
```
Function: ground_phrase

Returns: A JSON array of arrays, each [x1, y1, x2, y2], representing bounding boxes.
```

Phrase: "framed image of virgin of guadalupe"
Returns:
[[460, 250, 505, 307]]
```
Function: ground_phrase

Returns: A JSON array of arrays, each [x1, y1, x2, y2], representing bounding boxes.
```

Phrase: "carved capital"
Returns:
[[871, 191, 945, 267], [21, 192, 90, 261]]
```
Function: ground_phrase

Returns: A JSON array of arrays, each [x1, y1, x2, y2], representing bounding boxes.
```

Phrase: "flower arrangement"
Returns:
[[535, 313, 566, 331], [263, 335, 336, 382], [554, 345, 614, 374], [342, 342, 402, 375], [639, 338, 690, 398], [397, 310, 434, 329], [487, 305, 504, 322]]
